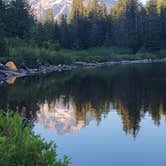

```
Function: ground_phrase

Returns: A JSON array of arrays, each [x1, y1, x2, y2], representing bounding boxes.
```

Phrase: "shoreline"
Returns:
[[1, 58, 166, 81]]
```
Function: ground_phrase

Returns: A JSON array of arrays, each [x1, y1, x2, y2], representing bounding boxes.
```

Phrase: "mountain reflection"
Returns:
[[1, 63, 166, 137], [37, 98, 86, 135]]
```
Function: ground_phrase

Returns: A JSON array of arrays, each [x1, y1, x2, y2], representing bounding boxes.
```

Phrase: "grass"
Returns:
[[1, 38, 166, 68]]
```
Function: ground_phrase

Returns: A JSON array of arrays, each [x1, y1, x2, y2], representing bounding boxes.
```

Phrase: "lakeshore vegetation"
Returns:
[[0, 0, 166, 67], [0, 111, 70, 166]]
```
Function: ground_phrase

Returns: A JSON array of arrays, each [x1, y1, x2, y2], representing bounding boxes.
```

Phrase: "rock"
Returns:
[[0, 63, 4, 67], [74, 61, 89, 66], [0, 80, 4, 84], [18, 69, 27, 74], [5, 61, 17, 71]]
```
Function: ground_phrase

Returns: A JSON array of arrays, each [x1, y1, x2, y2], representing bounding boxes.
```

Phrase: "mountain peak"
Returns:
[[29, 0, 115, 22]]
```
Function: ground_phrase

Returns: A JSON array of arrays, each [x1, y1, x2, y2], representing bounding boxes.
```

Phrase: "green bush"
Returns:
[[42, 41, 61, 51], [0, 111, 70, 166], [7, 47, 73, 68], [8, 47, 39, 68], [0, 38, 7, 56], [160, 49, 166, 58], [5, 38, 28, 48]]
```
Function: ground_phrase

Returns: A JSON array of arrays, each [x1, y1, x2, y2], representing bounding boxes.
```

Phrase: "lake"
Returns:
[[1, 63, 166, 166]]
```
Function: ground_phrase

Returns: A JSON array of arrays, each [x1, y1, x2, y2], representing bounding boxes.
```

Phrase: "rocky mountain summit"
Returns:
[[29, 0, 115, 22]]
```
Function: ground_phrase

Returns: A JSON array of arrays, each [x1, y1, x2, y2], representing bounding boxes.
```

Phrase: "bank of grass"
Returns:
[[0, 111, 70, 166], [1, 38, 166, 68]]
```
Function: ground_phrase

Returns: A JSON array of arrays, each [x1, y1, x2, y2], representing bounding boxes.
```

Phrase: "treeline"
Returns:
[[60, 0, 166, 53], [0, 0, 166, 56]]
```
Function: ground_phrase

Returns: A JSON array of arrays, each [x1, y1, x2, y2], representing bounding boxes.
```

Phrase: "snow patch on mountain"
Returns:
[[29, 0, 115, 22]]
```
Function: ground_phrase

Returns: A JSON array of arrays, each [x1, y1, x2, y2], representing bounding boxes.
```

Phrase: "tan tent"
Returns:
[[5, 61, 17, 71]]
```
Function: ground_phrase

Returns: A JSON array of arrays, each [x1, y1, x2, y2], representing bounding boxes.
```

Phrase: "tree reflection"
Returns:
[[1, 64, 166, 137]]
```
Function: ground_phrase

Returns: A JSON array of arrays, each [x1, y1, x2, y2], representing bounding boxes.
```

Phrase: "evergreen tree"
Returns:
[[98, 1, 108, 45], [0, 0, 5, 21], [53, 22, 61, 44], [137, 3, 147, 49], [0, 0, 7, 56], [59, 15, 71, 48], [69, 0, 84, 22], [160, 2, 166, 48], [0, 18, 6, 56], [104, 14, 113, 47], [88, 0, 103, 47], [112, 0, 128, 47], [125, 0, 140, 53], [0, 0, 5, 36], [145, 0, 161, 52], [69, 0, 86, 48], [4, 0, 33, 38]]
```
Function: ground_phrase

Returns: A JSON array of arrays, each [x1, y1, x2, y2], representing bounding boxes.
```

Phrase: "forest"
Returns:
[[0, 0, 166, 66]]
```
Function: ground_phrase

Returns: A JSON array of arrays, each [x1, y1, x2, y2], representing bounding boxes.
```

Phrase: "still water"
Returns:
[[1, 63, 166, 166]]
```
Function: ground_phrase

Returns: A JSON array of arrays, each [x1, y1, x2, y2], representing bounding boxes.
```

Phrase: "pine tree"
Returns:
[[145, 0, 161, 52], [0, 18, 6, 56], [88, 0, 103, 47], [59, 15, 71, 48], [0, 0, 7, 56], [53, 22, 61, 44], [4, 0, 33, 38], [125, 0, 140, 53], [69, 0, 84, 22], [112, 0, 128, 47], [104, 14, 113, 47], [45, 8, 54, 23], [69, 0, 85, 48], [137, 3, 147, 49], [0, 0, 5, 20], [98, 1, 108, 45], [160, 2, 166, 48]]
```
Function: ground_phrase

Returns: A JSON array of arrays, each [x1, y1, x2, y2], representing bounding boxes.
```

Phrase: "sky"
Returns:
[[141, 0, 147, 5]]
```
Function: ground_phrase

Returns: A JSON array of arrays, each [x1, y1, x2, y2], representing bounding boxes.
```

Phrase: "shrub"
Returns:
[[0, 38, 7, 56], [0, 111, 70, 166], [42, 41, 61, 51], [7, 47, 73, 68], [160, 49, 166, 58], [5, 38, 27, 48], [8, 47, 40, 68]]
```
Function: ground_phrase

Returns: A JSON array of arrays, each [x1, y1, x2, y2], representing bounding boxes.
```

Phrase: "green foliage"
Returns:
[[104, 33, 112, 47], [0, 43, 162, 67], [3, 0, 33, 38], [5, 37, 29, 48], [159, 49, 166, 57], [145, 0, 161, 52], [0, 38, 7, 56], [7, 46, 72, 67], [0, 111, 70, 166], [59, 15, 70, 49], [160, 5, 166, 48], [0, 8, 7, 56]]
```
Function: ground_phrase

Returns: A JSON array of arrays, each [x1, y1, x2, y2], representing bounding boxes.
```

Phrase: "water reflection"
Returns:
[[1, 63, 166, 137], [6, 77, 16, 84], [37, 98, 86, 135]]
